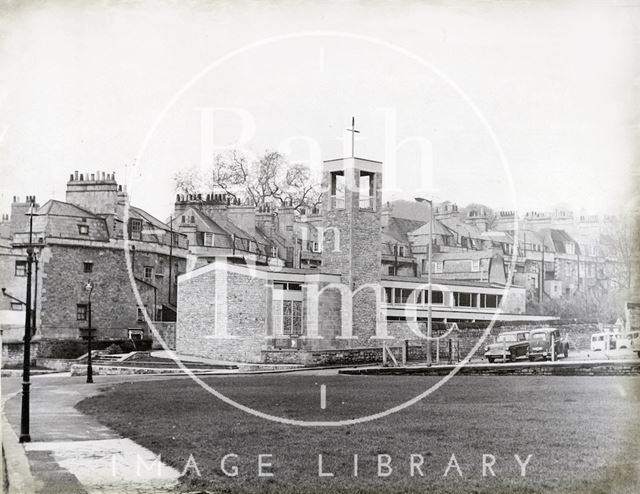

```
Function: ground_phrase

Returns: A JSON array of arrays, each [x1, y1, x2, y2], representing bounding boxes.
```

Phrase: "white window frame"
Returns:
[[471, 259, 480, 272], [204, 232, 214, 247]]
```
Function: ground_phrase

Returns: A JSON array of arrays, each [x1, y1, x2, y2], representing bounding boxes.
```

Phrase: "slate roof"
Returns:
[[37, 200, 98, 219], [130, 206, 174, 233], [384, 217, 425, 244], [408, 219, 456, 238], [35, 200, 110, 241], [538, 228, 581, 255]]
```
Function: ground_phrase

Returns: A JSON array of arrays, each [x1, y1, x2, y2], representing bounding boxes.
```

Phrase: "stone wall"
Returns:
[[176, 267, 268, 363], [151, 322, 176, 350], [38, 244, 185, 340], [2, 341, 38, 367]]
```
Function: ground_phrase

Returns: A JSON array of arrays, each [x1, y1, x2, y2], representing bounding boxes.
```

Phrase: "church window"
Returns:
[[272, 300, 303, 336]]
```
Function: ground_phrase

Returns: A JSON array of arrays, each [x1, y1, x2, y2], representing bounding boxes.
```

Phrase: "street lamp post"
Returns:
[[19, 205, 35, 443], [415, 197, 434, 366], [85, 280, 94, 383]]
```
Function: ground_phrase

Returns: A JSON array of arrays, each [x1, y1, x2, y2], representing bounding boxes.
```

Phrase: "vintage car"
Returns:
[[484, 330, 530, 363], [528, 328, 569, 361]]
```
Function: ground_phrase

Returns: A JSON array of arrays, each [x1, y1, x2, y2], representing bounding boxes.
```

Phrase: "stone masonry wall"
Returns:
[[40, 244, 158, 339], [176, 268, 268, 363]]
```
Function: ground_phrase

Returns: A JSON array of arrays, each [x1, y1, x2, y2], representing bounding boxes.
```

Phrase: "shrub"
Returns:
[[37, 339, 88, 359], [105, 344, 123, 355]]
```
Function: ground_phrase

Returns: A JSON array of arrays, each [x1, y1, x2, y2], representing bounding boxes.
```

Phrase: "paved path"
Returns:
[[2, 374, 186, 494]]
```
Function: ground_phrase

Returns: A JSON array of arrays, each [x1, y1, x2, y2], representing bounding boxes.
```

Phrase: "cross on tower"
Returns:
[[346, 116, 360, 158]]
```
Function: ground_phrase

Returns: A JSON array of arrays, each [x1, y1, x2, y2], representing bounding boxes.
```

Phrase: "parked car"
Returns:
[[484, 330, 530, 363], [591, 331, 640, 352], [528, 328, 569, 361]]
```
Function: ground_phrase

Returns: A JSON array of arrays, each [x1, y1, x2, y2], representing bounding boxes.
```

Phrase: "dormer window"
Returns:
[[129, 219, 142, 240]]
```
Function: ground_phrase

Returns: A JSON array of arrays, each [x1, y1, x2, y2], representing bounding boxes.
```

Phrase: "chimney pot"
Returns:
[[91, 173, 95, 180], [69, 173, 74, 181], [74, 171, 79, 180], [80, 173, 84, 181]]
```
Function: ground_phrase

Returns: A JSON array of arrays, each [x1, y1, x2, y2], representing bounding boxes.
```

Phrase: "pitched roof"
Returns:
[[37, 200, 99, 218], [537, 228, 581, 254], [129, 206, 173, 233], [384, 217, 425, 243], [408, 219, 456, 238]]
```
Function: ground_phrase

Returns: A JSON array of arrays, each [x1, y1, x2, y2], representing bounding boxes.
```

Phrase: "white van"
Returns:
[[590, 331, 640, 352]]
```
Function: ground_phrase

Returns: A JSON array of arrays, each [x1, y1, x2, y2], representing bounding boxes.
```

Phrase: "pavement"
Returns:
[[1, 373, 192, 494]]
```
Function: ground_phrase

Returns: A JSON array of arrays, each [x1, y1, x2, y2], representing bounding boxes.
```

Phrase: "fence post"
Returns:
[[551, 333, 555, 362], [436, 337, 440, 364], [448, 338, 453, 364], [382, 342, 387, 366], [402, 340, 408, 366]]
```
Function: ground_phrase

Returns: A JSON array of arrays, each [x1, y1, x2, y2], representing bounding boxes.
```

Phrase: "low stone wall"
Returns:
[[262, 344, 432, 366], [35, 358, 76, 371], [341, 360, 640, 377], [1, 341, 38, 368]]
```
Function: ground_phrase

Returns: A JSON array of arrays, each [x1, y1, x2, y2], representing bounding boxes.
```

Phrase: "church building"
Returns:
[[175, 153, 528, 364]]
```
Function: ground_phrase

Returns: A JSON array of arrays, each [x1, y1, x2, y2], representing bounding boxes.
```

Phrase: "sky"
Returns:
[[0, 0, 638, 220]]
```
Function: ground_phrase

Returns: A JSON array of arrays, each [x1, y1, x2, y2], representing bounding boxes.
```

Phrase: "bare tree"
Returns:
[[205, 150, 321, 211], [600, 214, 631, 290]]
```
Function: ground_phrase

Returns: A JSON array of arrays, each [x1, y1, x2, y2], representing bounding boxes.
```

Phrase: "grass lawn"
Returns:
[[76, 374, 640, 493]]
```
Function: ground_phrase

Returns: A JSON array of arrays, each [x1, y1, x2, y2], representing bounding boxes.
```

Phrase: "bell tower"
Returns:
[[321, 119, 383, 341]]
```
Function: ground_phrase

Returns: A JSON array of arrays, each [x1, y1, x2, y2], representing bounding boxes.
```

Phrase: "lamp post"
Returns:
[[85, 279, 94, 383], [415, 197, 433, 366], [20, 203, 36, 443]]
